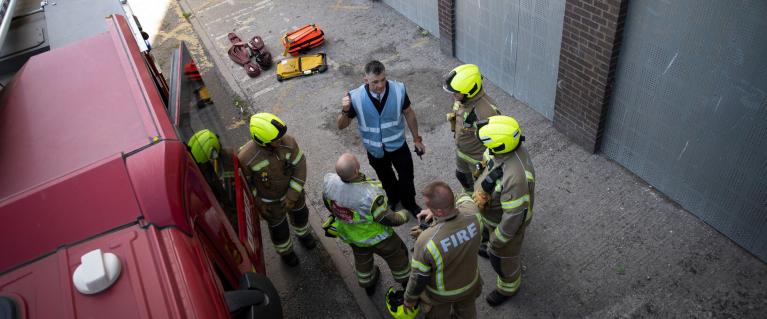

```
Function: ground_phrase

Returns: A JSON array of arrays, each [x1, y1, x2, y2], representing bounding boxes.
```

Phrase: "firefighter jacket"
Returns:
[[237, 135, 307, 204], [474, 145, 535, 251], [404, 194, 483, 304], [450, 89, 500, 165], [322, 173, 409, 247]]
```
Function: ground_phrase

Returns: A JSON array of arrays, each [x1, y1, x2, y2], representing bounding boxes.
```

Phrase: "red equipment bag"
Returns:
[[281, 24, 325, 56]]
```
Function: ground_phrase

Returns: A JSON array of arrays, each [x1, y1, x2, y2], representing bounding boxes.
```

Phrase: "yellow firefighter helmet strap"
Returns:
[[249, 112, 287, 146], [476, 115, 523, 154], [187, 129, 221, 164], [443, 64, 482, 98]]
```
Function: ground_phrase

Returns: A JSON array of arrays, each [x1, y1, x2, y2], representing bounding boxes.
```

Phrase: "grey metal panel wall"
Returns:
[[454, 0, 564, 120], [382, 0, 439, 38], [602, 0, 767, 260]]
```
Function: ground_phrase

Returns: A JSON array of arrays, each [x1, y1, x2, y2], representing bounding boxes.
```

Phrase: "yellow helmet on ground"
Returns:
[[385, 287, 419, 319], [249, 113, 287, 146], [188, 129, 221, 164], [443, 64, 482, 98], [476, 115, 524, 154]]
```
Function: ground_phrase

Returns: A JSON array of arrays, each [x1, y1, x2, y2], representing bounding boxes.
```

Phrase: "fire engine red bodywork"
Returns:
[[0, 15, 266, 318]]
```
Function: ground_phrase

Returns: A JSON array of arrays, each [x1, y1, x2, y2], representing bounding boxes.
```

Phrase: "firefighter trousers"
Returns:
[[455, 151, 482, 194], [260, 194, 309, 256], [424, 284, 481, 319], [350, 233, 410, 288], [486, 221, 529, 296]]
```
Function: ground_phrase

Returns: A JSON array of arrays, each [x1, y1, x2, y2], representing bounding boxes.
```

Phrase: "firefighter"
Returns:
[[443, 64, 501, 195], [322, 153, 411, 296], [402, 181, 483, 319], [472, 115, 536, 306], [238, 113, 315, 267], [187, 129, 237, 222]]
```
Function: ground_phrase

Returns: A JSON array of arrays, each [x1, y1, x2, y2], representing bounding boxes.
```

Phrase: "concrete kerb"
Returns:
[[178, 0, 250, 106], [177, 1, 380, 318], [307, 199, 384, 319]]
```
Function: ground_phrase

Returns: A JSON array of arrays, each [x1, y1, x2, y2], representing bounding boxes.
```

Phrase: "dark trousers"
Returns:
[[366, 142, 418, 211]]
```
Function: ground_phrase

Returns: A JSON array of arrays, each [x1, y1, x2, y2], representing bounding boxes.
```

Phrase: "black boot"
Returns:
[[478, 242, 489, 258], [364, 267, 381, 296], [281, 251, 299, 267], [298, 234, 316, 250], [486, 289, 515, 307]]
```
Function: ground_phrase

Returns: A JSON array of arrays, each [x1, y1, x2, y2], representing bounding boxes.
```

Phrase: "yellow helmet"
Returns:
[[249, 113, 287, 146], [443, 64, 482, 98], [476, 115, 524, 154], [187, 129, 221, 164], [385, 287, 420, 319]]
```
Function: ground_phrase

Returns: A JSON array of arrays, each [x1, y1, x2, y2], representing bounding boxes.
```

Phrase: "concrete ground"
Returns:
[[142, 0, 766, 318]]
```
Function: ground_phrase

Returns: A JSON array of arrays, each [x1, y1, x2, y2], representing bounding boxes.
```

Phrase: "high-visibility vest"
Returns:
[[322, 173, 392, 247], [349, 80, 407, 158]]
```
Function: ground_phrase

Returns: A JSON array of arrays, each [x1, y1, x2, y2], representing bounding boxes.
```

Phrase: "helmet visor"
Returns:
[[442, 70, 459, 93]]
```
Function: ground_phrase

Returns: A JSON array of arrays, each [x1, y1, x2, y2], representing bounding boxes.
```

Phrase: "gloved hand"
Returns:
[[282, 199, 296, 211], [409, 225, 423, 240], [473, 189, 489, 210], [446, 112, 457, 132]]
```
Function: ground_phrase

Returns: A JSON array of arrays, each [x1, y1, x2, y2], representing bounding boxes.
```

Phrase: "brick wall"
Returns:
[[438, 0, 455, 56], [554, 0, 628, 152]]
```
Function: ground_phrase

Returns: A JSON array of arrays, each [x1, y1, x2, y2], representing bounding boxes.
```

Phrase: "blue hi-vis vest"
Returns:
[[350, 81, 407, 158]]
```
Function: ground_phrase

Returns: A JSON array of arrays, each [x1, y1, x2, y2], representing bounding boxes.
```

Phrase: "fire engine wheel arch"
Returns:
[[226, 271, 284, 319]]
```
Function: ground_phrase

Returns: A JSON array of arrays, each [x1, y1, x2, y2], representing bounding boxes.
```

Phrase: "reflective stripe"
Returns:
[[291, 149, 304, 165], [363, 139, 383, 147], [411, 259, 431, 272], [496, 275, 521, 293], [391, 265, 411, 280], [481, 215, 498, 228], [350, 232, 392, 246], [494, 180, 503, 193], [261, 195, 286, 203], [365, 180, 383, 188], [292, 223, 310, 236], [456, 194, 474, 205], [356, 270, 376, 283], [380, 120, 400, 129], [525, 170, 534, 182], [494, 227, 511, 243], [381, 130, 403, 143], [359, 126, 380, 133], [475, 214, 483, 229], [251, 160, 269, 171], [252, 189, 258, 198], [501, 194, 529, 210], [285, 152, 291, 160], [273, 237, 293, 253], [456, 150, 480, 165], [221, 171, 235, 178], [351, 90, 367, 129], [427, 268, 480, 297], [372, 205, 387, 219], [289, 180, 304, 192], [426, 241, 444, 291]]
